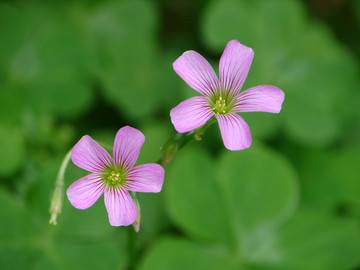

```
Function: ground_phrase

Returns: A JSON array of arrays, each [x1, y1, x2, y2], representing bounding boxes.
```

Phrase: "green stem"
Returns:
[[194, 117, 216, 141], [160, 117, 216, 166], [57, 150, 72, 184]]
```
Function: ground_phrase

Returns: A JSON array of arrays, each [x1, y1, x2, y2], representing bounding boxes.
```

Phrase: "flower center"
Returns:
[[212, 96, 227, 114], [104, 169, 127, 187]]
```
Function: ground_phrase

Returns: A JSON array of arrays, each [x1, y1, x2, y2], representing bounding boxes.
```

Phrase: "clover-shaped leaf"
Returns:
[[163, 144, 298, 257], [141, 237, 237, 270], [141, 144, 360, 269], [300, 145, 360, 213], [0, 127, 25, 176], [88, 0, 174, 121]]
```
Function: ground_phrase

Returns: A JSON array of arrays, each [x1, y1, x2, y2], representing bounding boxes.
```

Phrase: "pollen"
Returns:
[[212, 96, 227, 114], [107, 170, 126, 186]]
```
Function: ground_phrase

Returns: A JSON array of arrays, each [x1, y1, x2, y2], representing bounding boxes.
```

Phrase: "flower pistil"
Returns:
[[104, 168, 127, 187], [212, 96, 227, 114]]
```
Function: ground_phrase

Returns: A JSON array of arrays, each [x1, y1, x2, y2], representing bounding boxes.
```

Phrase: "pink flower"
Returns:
[[67, 126, 164, 227], [171, 40, 285, 150]]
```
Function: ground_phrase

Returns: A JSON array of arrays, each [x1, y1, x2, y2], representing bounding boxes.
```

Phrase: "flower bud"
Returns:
[[160, 133, 185, 166], [49, 183, 64, 225], [49, 150, 72, 225]]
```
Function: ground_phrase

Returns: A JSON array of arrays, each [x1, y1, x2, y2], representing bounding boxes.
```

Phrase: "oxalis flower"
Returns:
[[67, 126, 164, 227], [171, 40, 285, 150]]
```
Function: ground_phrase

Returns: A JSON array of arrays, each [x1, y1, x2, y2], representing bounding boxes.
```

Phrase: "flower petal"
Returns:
[[126, 164, 164, 193], [216, 113, 252, 151], [233, 85, 285, 113], [170, 96, 214, 133], [66, 173, 104, 210], [71, 135, 113, 173], [173, 50, 218, 97], [113, 126, 145, 169], [104, 188, 137, 226], [219, 40, 254, 97]]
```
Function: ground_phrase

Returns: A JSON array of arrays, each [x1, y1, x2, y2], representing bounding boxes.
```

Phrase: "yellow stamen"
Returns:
[[105, 169, 127, 187], [212, 96, 227, 114]]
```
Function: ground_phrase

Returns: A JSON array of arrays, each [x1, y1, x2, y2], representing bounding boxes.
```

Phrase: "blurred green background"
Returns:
[[1, 0, 360, 269]]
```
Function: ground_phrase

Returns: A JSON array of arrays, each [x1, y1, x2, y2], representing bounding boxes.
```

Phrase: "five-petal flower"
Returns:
[[170, 40, 285, 150], [67, 126, 164, 227]]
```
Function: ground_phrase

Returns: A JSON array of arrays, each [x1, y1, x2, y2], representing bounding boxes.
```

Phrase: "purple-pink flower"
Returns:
[[67, 126, 164, 227], [170, 40, 285, 150]]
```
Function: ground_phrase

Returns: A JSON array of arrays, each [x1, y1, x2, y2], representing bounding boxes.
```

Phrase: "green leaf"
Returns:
[[88, 0, 169, 120], [29, 230, 127, 270], [3, 2, 94, 118], [201, 0, 306, 53], [0, 2, 41, 76], [0, 88, 23, 127], [52, 240, 126, 270], [250, 210, 360, 270], [0, 188, 34, 270], [283, 92, 340, 147], [0, 245, 37, 270], [0, 187, 32, 241], [300, 146, 360, 213], [140, 237, 238, 270], [165, 144, 298, 248], [217, 145, 299, 251], [21, 73, 93, 118], [165, 146, 232, 244], [281, 22, 360, 146], [0, 127, 25, 176], [137, 192, 171, 237], [241, 113, 282, 141]]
